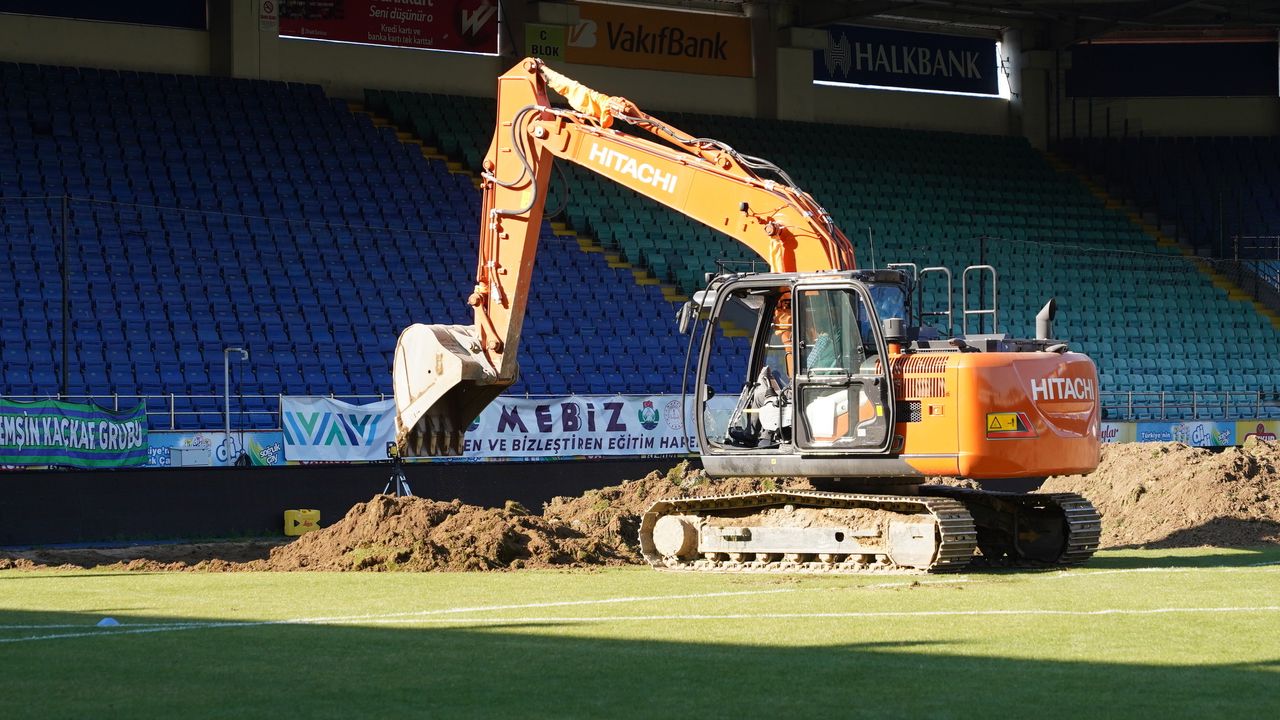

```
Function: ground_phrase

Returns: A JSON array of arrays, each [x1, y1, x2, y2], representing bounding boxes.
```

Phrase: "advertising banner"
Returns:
[[0, 0, 207, 29], [1067, 41, 1279, 98], [146, 432, 286, 467], [1100, 422, 1136, 444], [1136, 421, 1235, 447], [461, 394, 697, 459], [282, 397, 397, 462], [1237, 420, 1279, 444], [0, 399, 148, 468], [279, 0, 499, 54], [562, 2, 752, 77], [815, 24, 998, 95]]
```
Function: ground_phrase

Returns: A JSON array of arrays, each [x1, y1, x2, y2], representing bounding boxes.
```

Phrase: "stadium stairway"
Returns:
[[1046, 149, 1280, 332], [1054, 136, 1280, 257]]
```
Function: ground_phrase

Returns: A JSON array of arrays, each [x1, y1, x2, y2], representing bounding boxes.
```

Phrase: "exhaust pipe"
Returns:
[[1036, 298, 1057, 341]]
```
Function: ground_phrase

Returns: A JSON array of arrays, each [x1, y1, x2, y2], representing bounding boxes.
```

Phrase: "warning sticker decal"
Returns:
[[986, 412, 1036, 439]]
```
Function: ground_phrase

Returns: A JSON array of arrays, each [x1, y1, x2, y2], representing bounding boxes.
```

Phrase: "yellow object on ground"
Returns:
[[283, 509, 321, 536]]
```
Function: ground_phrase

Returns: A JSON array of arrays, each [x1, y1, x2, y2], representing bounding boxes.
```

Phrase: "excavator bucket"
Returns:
[[392, 323, 512, 456]]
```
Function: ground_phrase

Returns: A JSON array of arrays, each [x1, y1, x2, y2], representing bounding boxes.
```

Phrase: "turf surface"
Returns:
[[2, 547, 1278, 718]]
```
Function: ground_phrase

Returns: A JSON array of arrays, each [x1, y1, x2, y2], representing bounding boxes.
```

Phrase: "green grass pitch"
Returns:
[[2, 547, 1278, 718]]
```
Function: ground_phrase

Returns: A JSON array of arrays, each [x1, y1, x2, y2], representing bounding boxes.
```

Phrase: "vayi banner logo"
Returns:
[[282, 397, 395, 462]]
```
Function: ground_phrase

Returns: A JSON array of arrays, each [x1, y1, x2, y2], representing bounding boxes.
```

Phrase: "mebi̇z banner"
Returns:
[[462, 394, 696, 459], [282, 397, 397, 462], [0, 399, 148, 468]]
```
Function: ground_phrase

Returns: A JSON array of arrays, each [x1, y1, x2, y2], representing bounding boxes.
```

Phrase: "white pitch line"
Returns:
[[323, 606, 1280, 626], [5, 562, 1278, 641], [0, 588, 796, 644], [1043, 563, 1280, 580], [7, 601, 1278, 644]]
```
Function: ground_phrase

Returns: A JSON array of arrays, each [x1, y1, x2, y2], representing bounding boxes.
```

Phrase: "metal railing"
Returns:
[[1100, 391, 1280, 422], [0, 393, 389, 431], [6, 390, 1279, 429]]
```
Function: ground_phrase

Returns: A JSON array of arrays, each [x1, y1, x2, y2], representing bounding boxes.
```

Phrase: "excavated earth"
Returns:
[[1042, 439, 1280, 548], [3, 442, 1279, 572]]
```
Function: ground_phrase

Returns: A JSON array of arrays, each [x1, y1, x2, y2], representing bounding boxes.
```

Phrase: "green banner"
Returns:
[[0, 399, 149, 468]]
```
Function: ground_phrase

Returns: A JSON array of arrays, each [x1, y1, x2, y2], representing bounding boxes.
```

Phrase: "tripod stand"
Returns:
[[382, 455, 413, 497]]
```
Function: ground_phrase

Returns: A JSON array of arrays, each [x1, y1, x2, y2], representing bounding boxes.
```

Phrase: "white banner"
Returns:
[[282, 397, 397, 462], [461, 394, 698, 459]]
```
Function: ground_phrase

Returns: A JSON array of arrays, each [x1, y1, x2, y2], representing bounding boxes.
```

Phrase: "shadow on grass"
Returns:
[[0, 538, 284, 569], [1075, 543, 1280, 570], [0, 572, 170, 581], [1108, 518, 1280, 551], [0, 608, 1276, 718]]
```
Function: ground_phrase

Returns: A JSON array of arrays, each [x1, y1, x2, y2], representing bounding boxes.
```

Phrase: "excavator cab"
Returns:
[[693, 271, 906, 480]]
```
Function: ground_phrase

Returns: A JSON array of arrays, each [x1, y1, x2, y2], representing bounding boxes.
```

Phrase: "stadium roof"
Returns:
[[617, 1, 1280, 44]]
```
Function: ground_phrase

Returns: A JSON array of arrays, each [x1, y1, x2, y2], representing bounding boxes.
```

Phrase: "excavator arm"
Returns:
[[394, 58, 856, 455]]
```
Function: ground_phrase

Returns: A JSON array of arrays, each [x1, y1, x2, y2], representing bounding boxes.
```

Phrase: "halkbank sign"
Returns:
[[0, 399, 148, 468], [815, 25, 999, 96]]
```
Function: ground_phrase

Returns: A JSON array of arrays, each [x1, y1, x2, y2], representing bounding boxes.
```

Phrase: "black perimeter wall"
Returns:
[[0, 458, 694, 545]]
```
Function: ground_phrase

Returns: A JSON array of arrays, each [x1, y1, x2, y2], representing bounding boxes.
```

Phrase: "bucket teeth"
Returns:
[[393, 323, 508, 457]]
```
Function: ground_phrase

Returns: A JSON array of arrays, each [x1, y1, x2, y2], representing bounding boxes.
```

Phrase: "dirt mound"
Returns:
[[262, 494, 629, 571], [544, 460, 813, 560], [1041, 441, 1280, 548], [267, 462, 811, 571]]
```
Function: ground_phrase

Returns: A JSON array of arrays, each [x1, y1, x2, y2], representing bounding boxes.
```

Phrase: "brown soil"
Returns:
[[542, 461, 813, 561], [261, 494, 629, 571], [1041, 440, 1280, 548], [4, 443, 1278, 572]]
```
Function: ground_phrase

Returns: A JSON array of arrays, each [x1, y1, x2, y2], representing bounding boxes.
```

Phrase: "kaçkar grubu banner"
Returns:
[[815, 24, 998, 96], [0, 399, 148, 468], [279, 0, 499, 54], [282, 396, 397, 462]]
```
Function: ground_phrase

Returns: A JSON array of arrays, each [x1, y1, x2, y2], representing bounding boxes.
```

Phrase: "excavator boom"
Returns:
[[394, 58, 853, 455]]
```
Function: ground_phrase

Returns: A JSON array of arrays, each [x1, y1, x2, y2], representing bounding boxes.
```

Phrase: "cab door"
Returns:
[[792, 282, 894, 453]]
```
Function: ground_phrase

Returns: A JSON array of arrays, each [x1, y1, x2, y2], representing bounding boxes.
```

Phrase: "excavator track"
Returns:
[[917, 487, 1101, 567], [639, 490, 977, 574]]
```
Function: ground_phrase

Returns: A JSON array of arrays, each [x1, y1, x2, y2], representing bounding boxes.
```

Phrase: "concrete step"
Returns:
[[631, 269, 660, 286]]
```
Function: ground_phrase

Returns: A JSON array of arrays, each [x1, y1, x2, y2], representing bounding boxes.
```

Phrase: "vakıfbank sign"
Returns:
[[815, 25, 998, 96], [0, 399, 148, 468], [534, 2, 751, 77]]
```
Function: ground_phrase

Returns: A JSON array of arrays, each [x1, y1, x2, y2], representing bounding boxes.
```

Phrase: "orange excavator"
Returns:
[[393, 58, 1101, 573]]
